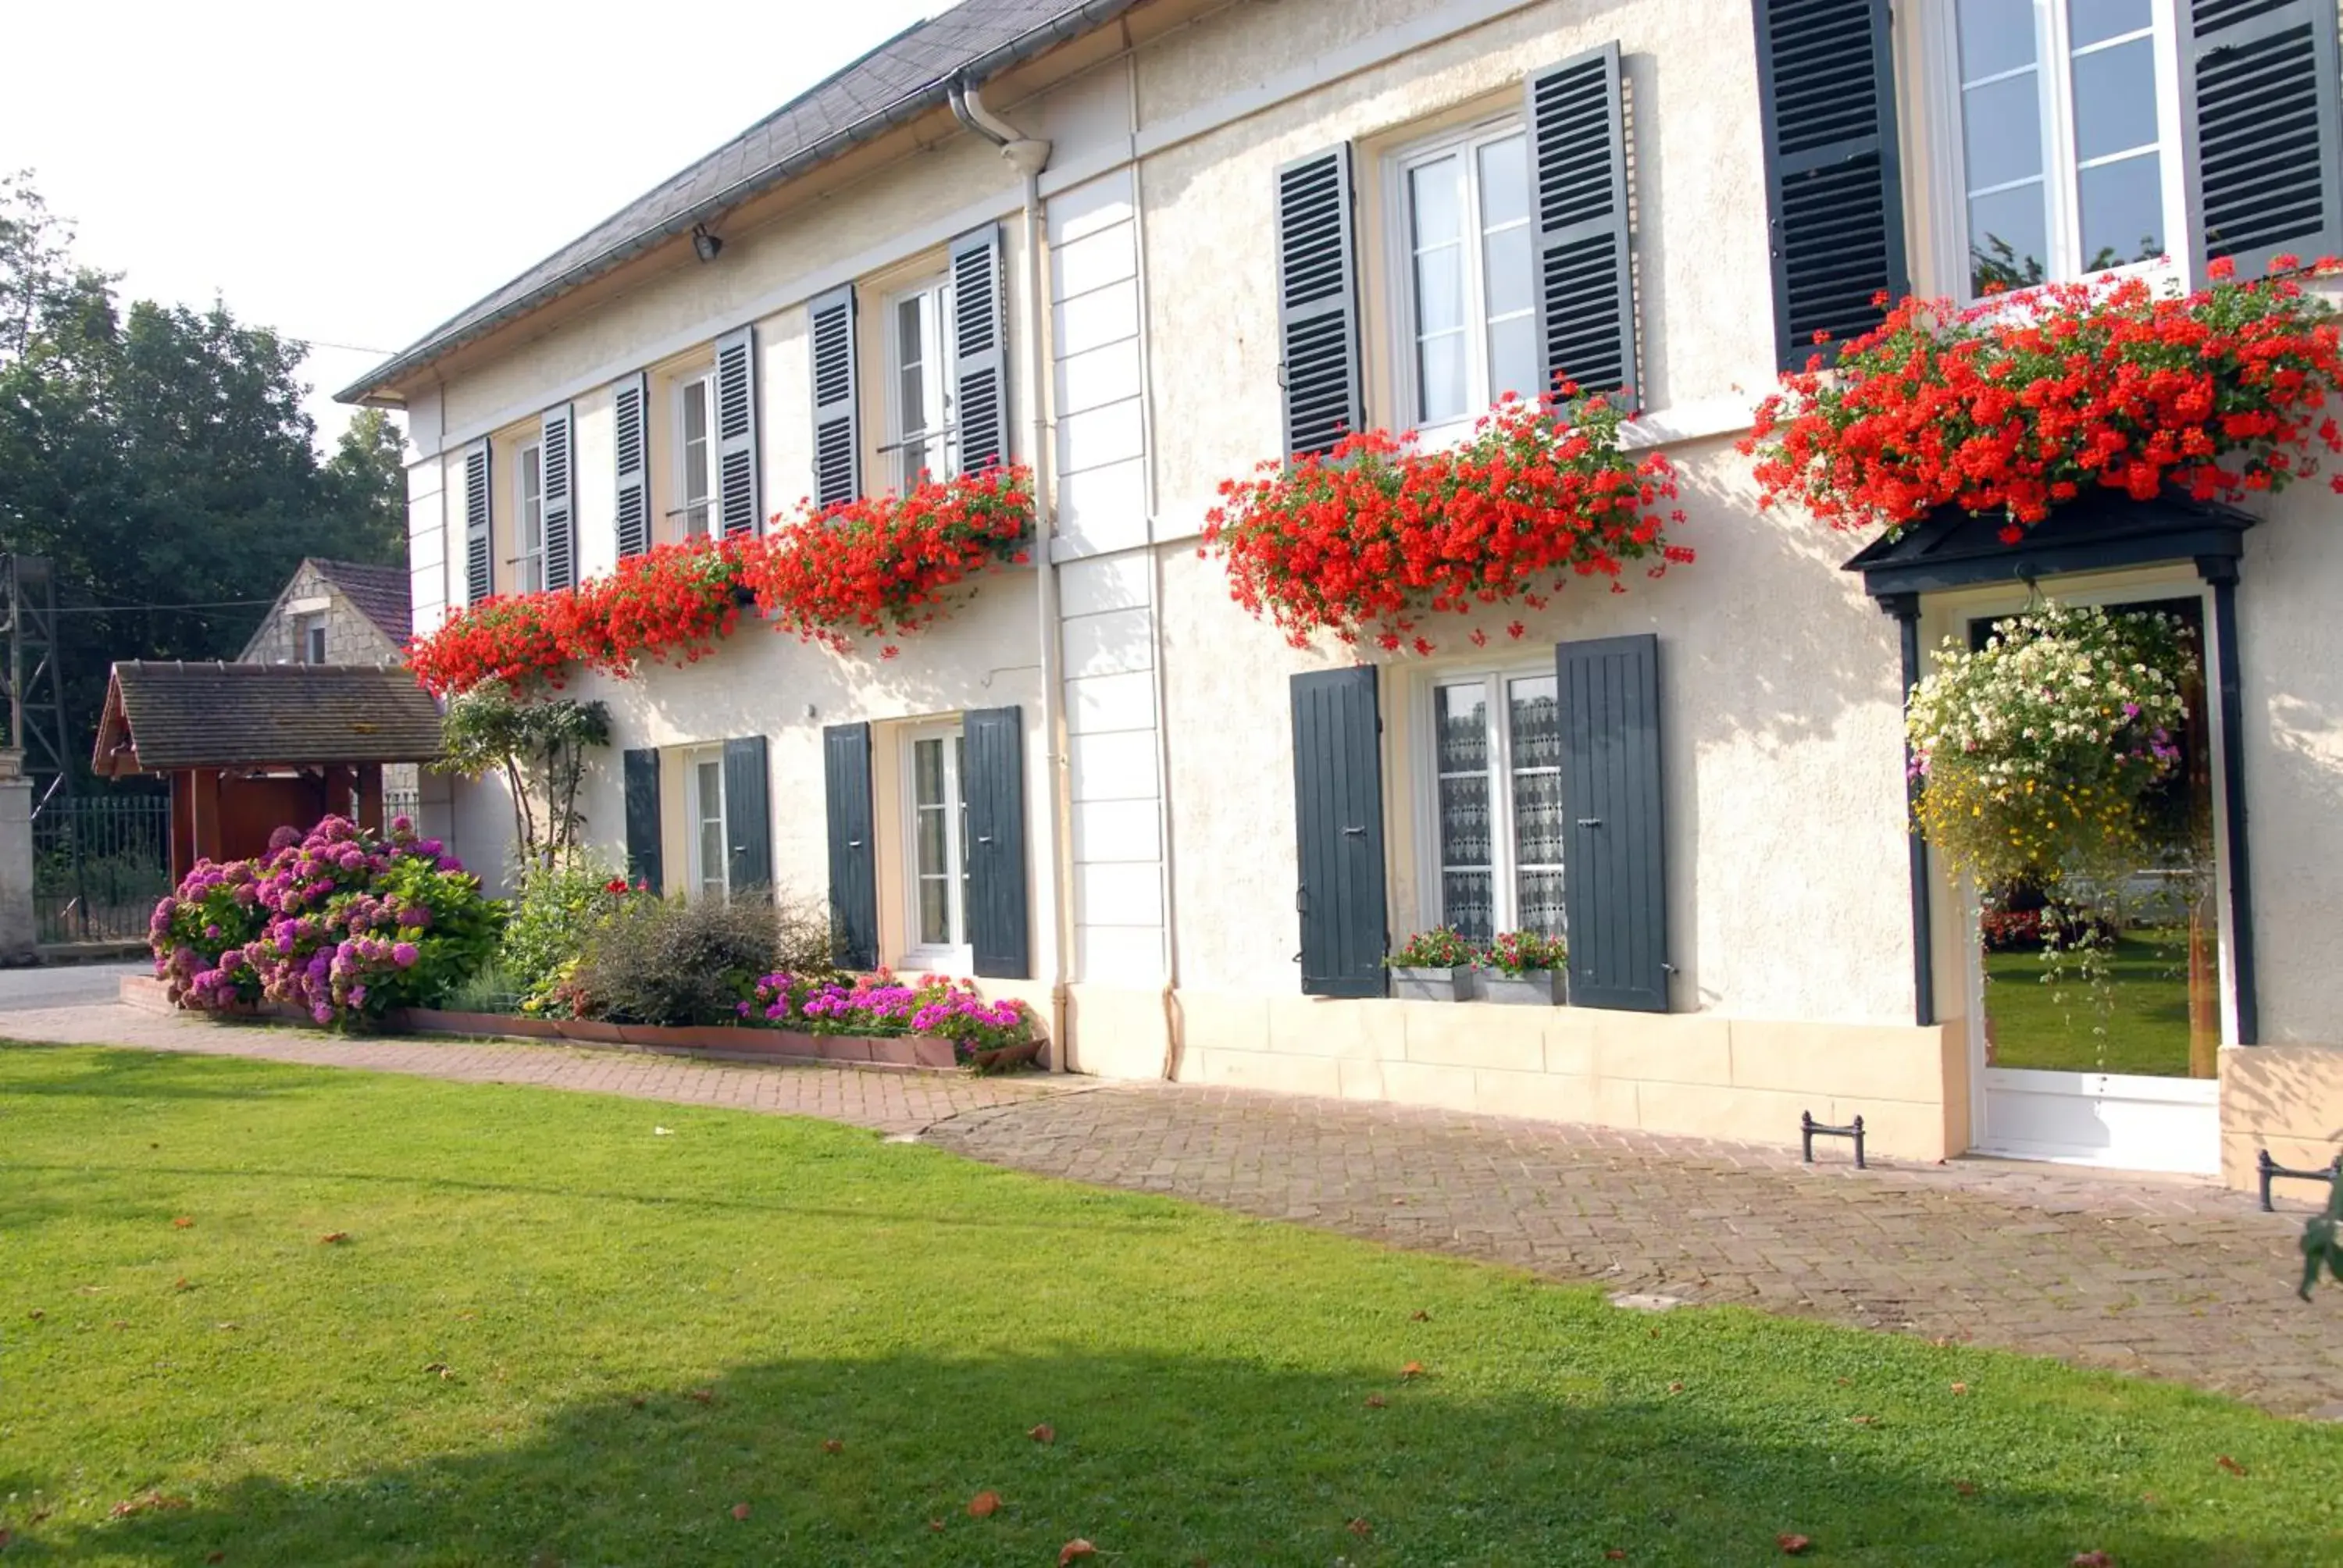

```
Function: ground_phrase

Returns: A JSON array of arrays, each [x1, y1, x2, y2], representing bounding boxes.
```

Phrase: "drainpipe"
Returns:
[[951, 79, 1073, 1071]]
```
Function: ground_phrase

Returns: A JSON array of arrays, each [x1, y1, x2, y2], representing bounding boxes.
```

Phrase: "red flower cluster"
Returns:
[[1742, 261, 2343, 541], [1202, 392, 1689, 651], [741, 465, 1032, 652], [406, 469, 1034, 696]]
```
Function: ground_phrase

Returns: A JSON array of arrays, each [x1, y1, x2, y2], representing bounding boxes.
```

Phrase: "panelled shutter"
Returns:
[[539, 403, 576, 591], [714, 326, 761, 536], [1525, 43, 1637, 401], [808, 285, 861, 508], [1753, 0, 1906, 371], [613, 371, 651, 558], [1289, 666, 1387, 998], [721, 734, 771, 894], [622, 747, 663, 895], [950, 224, 1010, 476], [1275, 145, 1364, 459], [462, 441, 493, 604], [2188, 0, 2343, 280], [823, 722, 879, 968], [962, 706, 1029, 979], [1556, 634, 1668, 1013]]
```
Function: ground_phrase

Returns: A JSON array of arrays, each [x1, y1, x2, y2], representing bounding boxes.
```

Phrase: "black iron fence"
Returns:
[[33, 793, 172, 946]]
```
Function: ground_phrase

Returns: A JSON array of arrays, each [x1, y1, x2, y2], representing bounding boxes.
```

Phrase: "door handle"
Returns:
[[1577, 818, 1603, 828], [977, 835, 995, 845]]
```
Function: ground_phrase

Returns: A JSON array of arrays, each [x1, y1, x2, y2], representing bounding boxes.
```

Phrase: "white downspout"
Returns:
[[954, 80, 1072, 1071]]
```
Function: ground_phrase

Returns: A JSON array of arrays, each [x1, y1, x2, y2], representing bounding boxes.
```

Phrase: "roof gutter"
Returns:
[[338, 0, 1142, 408]]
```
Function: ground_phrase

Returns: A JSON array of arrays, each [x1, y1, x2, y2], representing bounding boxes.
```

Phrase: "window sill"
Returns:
[[895, 944, 973, 978]]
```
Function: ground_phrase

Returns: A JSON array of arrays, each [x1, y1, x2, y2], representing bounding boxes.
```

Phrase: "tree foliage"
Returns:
[[436, 683, 611, 875], [0, 171, 406, 778]]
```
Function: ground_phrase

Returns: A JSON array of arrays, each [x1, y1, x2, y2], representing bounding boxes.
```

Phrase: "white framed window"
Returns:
[[1926, 0, 2187, 298], [900, 721, 972, 967], [1414, 667, 1565, 944], [1387, 118, 1539, 444], [685, 747, 727, 900], [514, 440, 547, 594], [885, 276, 958, 492], [675, 372, 716, 538]]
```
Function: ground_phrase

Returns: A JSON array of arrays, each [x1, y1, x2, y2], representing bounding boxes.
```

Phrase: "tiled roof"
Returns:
[[311, 558, 412, 647], [337, 0, 1142, 406], [95, 662, 443, 775]]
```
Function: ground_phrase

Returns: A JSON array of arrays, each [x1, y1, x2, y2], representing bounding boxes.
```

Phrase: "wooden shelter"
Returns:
[[93, 662, 443, 881]]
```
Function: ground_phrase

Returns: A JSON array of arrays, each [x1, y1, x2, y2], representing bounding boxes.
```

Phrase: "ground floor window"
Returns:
[[1427, 669, 1564, 944], [902, 722, 971, 962], [686, 747, 727, 900]]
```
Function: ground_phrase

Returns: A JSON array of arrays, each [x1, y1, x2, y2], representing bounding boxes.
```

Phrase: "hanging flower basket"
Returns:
[[1203, 392, 1689, 653], [1742, 260, 2343, 542]]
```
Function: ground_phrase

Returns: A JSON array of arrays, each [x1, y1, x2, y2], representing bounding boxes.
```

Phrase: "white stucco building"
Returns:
[[342, 0, 2343, 1190]]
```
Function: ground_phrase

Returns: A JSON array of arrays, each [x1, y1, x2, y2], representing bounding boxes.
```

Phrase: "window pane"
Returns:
[[1962, 72, 2045, 191], [2068, 0, 2149, 49], [916, 805, 947, 881], [1410, 155, 1464, 248], [1418, 333, 1467, 423], [2079, 153, 2165, 269], [1437, 772, 1491, 871], [1958, 0, 2038, 81], [913, 738, 944, 808], [1507, 676, 1559, 768], [1515, 869, 1567, 941], [2071, 35, 2158, 162], [918, 876, 950, 946], [1487, 315, 1541, 405], [1434, 685, 1489, 772], [1969, 183, 2051, 293], [1482, 222, 1533, 324], [1414, 240, 1466, 334], [1475, 134, 1528, 229], [683, 381, 708, 448], [1442, 871, 1494, 946]]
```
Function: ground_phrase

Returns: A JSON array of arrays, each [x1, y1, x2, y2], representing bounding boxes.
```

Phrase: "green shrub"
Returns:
[[500, 858, 633, 1011], [572, 893, 780, 1027]]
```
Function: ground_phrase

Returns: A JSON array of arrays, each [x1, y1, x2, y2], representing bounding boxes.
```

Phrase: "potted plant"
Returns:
[[1479, 929, 1567, 1006], [1385, 928, 1480, 1003]]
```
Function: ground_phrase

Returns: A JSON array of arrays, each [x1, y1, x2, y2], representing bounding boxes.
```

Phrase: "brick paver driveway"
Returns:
[[6, 994, 2338, 1415]]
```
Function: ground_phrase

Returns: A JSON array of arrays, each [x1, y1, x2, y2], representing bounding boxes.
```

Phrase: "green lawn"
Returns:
[[3, 1046, 2338, 1566], [1985, 929, 2203, 1077]]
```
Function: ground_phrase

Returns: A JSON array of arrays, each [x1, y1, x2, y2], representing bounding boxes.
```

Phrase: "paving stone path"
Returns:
[[6, 996, 2339, 1415]]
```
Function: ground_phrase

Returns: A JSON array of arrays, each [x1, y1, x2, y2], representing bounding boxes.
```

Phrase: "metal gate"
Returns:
[[33, 793, 172, 945]]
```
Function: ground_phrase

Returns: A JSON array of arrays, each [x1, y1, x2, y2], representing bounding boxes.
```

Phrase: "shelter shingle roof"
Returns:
[[95, 661, 442, 776]]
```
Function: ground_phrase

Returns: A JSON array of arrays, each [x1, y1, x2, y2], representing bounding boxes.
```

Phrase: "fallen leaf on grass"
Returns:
[[1364, 1393, 1387, 1409], [423, 1363, 454, 1380], [206, 1553, 223, 1564], [213, 1322, 239, 1331], [2070, 1553, 2115, 1567], [1847, 1414, 1878, 1427], [628, 1397, 646, 1409], [822, 1438, 843, 1454], [2216, 1456, 2247, 1477], [110, 1493, 191, 1519], [1950, 1381, 1968, 1395], [1778, 1534, 1812, 1555], [0, 1528, 12, 1549], [968, 1491, 1002, 1519], [730, 1503, 751, 1520], [1604, 1552, 1627, 1561], [1059, 1541, 1097, 1564], [24, 1310, 41, 1321], [172, 1217, 194, 1229], [1029, 1424, 1056, 1445], [927, 1519, 945, 1533], [1346, 1518, 1372, 1538], [111, 1319, 130, 1330], [1667, 1381, 1684, 1394], [318, 1232, 350, 1245], [1409, 1310, 1430, 1321], [686, 1388, 715, 1405], [173, 1278, 193, 1292], [1953, 1481, 1978, 1498], [1400, 1361, 1425, 1380], [654, 1127, 674, 1136]]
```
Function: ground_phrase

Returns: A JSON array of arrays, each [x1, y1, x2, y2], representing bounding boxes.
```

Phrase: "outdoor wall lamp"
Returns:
[[691, 224, 723, 263]]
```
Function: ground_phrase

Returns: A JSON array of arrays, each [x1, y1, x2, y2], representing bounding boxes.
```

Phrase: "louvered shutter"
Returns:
[[808, 285, 861, 508], [462, 441, 493, 604], [950, 225, 1010, 476], [622, 747, 662, 895], [2189, 0, 2343, 280], [713, 326, 761, 536], [1289, 666, 1387, 998], [963, 706, 1029, 979], [823, 722, 878, 968], [613, 371, 650, 558], [1275, 145, 1364, 459], [721, 733, 771, 893], [539, 403, 576, 591], [1754, 0, 1906, 370], [1557, 634, 1668, 1013], [1525, 43, 1637, 402]]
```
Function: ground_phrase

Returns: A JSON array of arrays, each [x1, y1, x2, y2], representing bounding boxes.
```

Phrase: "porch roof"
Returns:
[[93, 662, 443, 779], [1842, 490, 2259, 600]]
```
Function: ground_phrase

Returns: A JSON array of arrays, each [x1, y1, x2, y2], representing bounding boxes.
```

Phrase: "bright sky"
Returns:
[[1, 0, 939, 450]]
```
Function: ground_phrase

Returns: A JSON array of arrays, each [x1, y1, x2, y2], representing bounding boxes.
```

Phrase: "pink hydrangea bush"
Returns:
[[150, 816, 504, 1028], [736, 968, 1036, 1066]]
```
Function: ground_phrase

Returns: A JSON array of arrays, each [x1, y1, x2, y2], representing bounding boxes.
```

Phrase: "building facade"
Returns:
[[344, 0, 2343, 1188], [241, 558, 413, 669]]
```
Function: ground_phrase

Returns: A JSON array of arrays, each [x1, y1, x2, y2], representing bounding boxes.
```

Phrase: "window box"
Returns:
[[1390, 964, 1476, 1003], [1481, 969, 1564, 1007]]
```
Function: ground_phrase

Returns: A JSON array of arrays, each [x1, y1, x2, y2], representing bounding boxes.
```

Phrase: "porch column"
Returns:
[[0, 749, 34, 962], [1879, 593, 1935, 1028], [2199, 555, 2259, 1045]]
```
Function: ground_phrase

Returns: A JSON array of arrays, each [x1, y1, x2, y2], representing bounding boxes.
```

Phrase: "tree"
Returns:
[[326, 408, 408, 564], [437, 685, 612, 876]]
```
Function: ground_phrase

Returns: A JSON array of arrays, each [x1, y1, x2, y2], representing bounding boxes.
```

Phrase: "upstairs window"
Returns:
[[515, 440, 547, 594], [1943, 0, 2182, 296], [887, 276, 958, 492], [298, 614, 326, 665], [676, 372, 716, 538], [1394, 121, 1539, 442]]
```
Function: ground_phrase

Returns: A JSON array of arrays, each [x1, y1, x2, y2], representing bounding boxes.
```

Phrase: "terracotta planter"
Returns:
[[1390, 964, 1475, 1003], [402, 1008, 560, 1039], [553, 1017, 629, 1045], [1480, 970, 1564, 1007]]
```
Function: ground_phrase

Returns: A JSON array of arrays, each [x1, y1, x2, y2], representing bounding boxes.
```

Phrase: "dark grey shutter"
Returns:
[[1557, 634, 1667, 1013], [963, 706, 1029, 978], [1275, 145, 1364, 459], [540, 403, 576, 591], [823, 722, 877, 968], [809, 285, 861, 508], [714, 326, 761, 536], [2190, 0, 2343, 280], [622, 747, 662, 895], [462, 441, 493, 604], [1290, 666, 1386, 998], [1754, 0, 1906, 370], [950, 225, 1009, 476], [1525, 43, 1637, 401], [721, 733, 770, 894], [613, 370, 650, 558]]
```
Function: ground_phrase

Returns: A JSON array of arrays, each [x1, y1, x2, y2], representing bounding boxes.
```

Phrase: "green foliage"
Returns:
[[324, 408, 408, 564], [2302, 1179, 2343, 1301], [572, 893, 779, 1026], [437, 685, 612, 875], [1385, 927, 1478, 968], [368, 850, 505, 1015], [498, 858, 632, 1012]]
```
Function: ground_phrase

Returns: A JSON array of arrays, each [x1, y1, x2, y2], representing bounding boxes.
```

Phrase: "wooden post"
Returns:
[[355, 763, 384, 832]]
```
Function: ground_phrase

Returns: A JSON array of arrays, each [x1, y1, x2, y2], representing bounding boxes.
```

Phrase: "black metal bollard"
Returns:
[[1800, 1110, 1866, 1170], [2255, 1147, 2342, 1213]]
